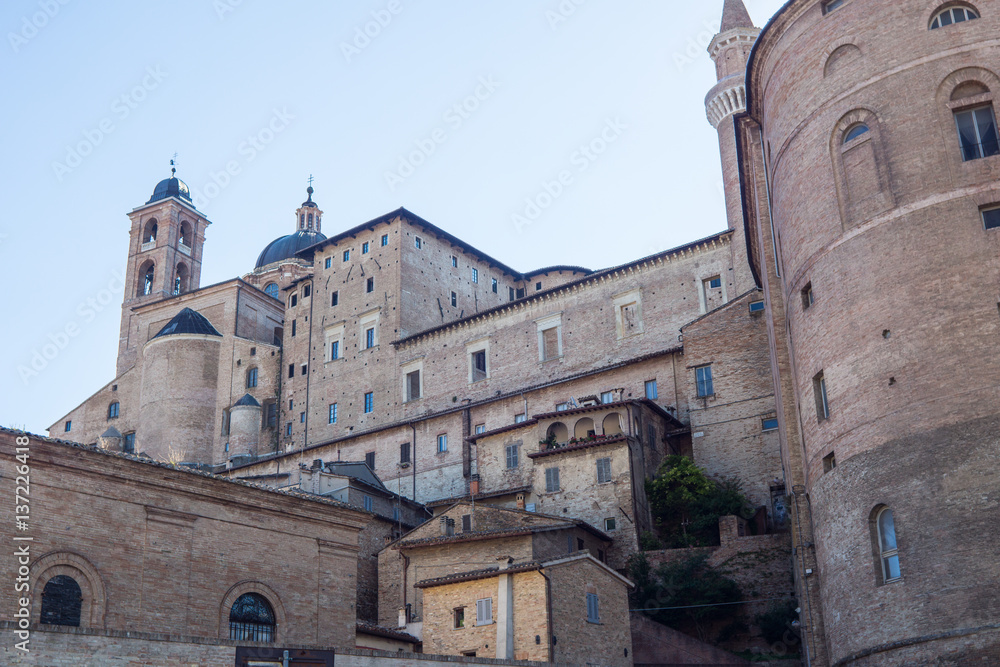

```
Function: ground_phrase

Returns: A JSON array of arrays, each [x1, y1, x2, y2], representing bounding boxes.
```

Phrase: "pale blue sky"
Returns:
[[1, 0, 785, 434]]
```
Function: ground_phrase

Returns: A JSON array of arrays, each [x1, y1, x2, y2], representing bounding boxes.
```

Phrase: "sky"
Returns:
[[0, 0, 787, 435]]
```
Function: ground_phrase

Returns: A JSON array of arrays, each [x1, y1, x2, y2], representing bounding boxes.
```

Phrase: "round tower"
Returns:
[[741, 0, 1000, 662], [228, 393, 262, 460], [138, 308, 222, 465]]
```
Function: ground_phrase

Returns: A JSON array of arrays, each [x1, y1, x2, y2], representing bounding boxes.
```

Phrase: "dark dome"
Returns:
[[255, 229, 327, 269], [233, 393, 261, 408], [148, 176, 192, 204], [152, 308, 222, 339]]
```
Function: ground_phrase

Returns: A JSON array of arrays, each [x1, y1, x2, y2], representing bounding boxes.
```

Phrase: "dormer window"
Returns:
[[930, 5, 979, 29]]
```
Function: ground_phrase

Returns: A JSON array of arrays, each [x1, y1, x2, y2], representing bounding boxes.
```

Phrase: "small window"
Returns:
[[586, 592, 600, 624], [874, 507, 902, 583], [601, 391, 614, 404], [393, 507, 399, 521], [802, 283, 814, 309], [364, 495, 373, 511], [451, 255, 458, 267], [644, 380, 658, 400], [461, 514, 471, 532], [40, 575, 82, 627], [556, 402, 570, 411], [247, 368, 258, 388], [366, 277, 374, 293], [844, 124, 870, 143], [437, 433, 448, 453], [604, 517, 616, 531], [515, 413, 527, 424], [230, 593, 276, 642], [329, 403, 338, 424], [955, 105, 999, 161], [708, 276, 722, 289], [414, 236, 422, 249], [288, 364, 295, 379], [517, 287, 525, 298], [123, 432, 135, 453], [302, 284, 311, 298], [300, 411, 305, 423], [596, 457, 612, 484], [814, 371, 830, 421], [285, 422, 292, 436], [762, 418, 779, 431], [406, 370, 421, 401], [362, 241, 370, 254], [365, 451, 376, 469], [983, 206, 1000, 230], [822, 0, 845, 14], [290, 294, 298, 308], [264, 283, 279, 299], [471, 267, 479, 283], [930, 5, 979, 29], [343, 249, 350, 261], [289, 399, 294, 410], [535, 281, 542, 291], [301, 364, 307, 376], [696, 366, 714, 397], [492, 278, 498, 293], [509, 287, 516, 301], [400, 442, 410, 464], [545, 467, 560, 493], [450, 291, 457, 307], [329, 291, 339, 307], [475, 424, 486, 434], [749, 300, 765, 313], [506, 443, 519, 468], [823, 451, 837, 472], [454, 607, 465, 629], [330, 340, 340, 360], [291, 320, 297, 337], [325, 257, 332, 269], [365, 327, 375, 349], [476, 598, 492, 625], [472, 350, 487, 382], [108, 402, 119, 419], [381, 234, 389, 246], [364, 392, 374, 414]]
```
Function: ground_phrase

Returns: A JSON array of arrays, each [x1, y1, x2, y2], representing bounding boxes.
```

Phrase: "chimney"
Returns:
[[516, 494, 525, 510], [311, 458, 323, 470], [398, 607, 407, 629], [470, 478, 480, 495]]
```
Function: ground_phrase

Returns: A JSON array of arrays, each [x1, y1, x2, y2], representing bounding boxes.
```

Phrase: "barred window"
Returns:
[[229, 593, 275, 642]]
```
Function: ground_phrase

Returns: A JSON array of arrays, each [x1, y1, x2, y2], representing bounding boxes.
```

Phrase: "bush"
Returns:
[[756, 599, 799, 646], [639, 531, 661, 551]]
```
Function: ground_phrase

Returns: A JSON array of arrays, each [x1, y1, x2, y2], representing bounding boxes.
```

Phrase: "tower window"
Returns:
[[872, 507, 902, 584], [930, 5, 979, 29], [142, 219, 158, 243], [64, 421, 71, 432], [179, 221, 191, 247], [471, 267, 479, 283], [381, 234, 389, 246], [955, 105, 999, 161], [331, 291, 339, 307], [814, 371, 830, 421], [364, 392, 374, 413], [343, 249, 350, 262], [823, 451, 837, 472], [330, 340, 340, 360], [367, 277, 374, 293], [821, 0, 844, 14], [365, 327, 375, 349], [288, 364, 295, 379], [290, 294, 298, 308], [108, 402, 119, 419], [451, 292, 457, 307], [302, 284, 310, 298], [40, 575, 82, 627], [229, 593, 276, 642], [492, 278, 498, 293], [139, 262, 155, 297], [406, 370, 421, 401], [802, 283, 814, 309], [363, 241, 370, 254], [246, 368, 257, 388], [414, 236, 422, 249], [451, 255, 458, 267], [325, 257, 332, 269], [982, 206, 1000, 230]]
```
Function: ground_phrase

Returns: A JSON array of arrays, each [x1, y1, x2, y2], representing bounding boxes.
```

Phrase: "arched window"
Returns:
[[263, 283, 279, 300], [142, 219, 158, 243], [138, 261, 155, 297], [930, 4, 979, 29], [173, 263, 190, 295], [574, 417, 595, 439], [179, 221, 192, 247], [545, 422, 568, 445], [299, 213, 305, 229], [872, 506, 902, 584], [229, 593, 276, 642], [107, 402, 119, 419], [247, 367, 258, 389], [844, 124, 870, 143], [602, 412, 623, 436], [40, 575, 82, 627]]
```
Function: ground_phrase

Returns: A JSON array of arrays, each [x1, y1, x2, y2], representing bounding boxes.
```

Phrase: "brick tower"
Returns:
[[117, 164, 211, 375]]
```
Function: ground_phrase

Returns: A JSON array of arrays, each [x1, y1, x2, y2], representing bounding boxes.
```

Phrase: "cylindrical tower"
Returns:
[[138, 308, 223, 464], [741, 0, 1000, 663], [229, 393, 262, 459]]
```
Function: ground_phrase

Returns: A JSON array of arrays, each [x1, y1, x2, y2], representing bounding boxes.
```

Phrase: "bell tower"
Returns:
[[706, 0, 759, 292], [296, 179, 323, 234], [117, 163, 212, 375]]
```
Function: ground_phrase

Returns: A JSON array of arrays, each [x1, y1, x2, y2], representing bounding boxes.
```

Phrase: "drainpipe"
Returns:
[[539, 568, 555, 662], [792, 485, 814, 667], [410, 423, 417, 502]]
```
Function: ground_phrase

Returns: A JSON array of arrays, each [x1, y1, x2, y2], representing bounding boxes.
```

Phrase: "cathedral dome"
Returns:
[[254, 229, 327, 269], [147, 176, 192, 204]]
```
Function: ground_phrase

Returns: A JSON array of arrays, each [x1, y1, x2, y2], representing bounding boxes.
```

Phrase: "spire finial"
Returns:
[[306, 174, 315, 200], [170, 153, 178, 177]]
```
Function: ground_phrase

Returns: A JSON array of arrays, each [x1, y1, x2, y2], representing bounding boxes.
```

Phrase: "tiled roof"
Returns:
[[355, 622, 419, 643], [527, 435, 628, 460], [425, 486, 532, 508], [397, 528, 534, 549], [415, 562, 542, 588]]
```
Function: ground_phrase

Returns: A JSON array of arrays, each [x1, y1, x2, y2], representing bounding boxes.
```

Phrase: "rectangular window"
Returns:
[[329, 290, 339, 307], [823, 451, 837, 473], [472, 350, 487, 382], [491, 278, 498, 293], [289, 399, 294, 410], [288, 364, 295, 379], [265, 402, 277, 428], [708, 276, 722, 289], [749, 300, 765, 313], [514, 413, 526, 424], [535, 281, 542, 291], [365, 327, 375, 349], [365, 451, 375, 469], [291, 320, 296, 337], [381, 234, 389, 246], [596, 457, 612, 484], [762, 417, 779, 431], [285, 422, 293, 436], [604, 517, 616, 532], [454, 607, 465, 629], [451, 255, 458, 267], [509, 286, 516, 301], [393, 507, 399, 521], [471, 267, 479, 283], [366, 277, 374, 293], [545, 467, 560, 493], [362, 241, 370, 254], [955, 105, 999, 161], [364, 391, 374, 414], [601, 391, 614, 404], [450, 291, 457, 307], [475, 424, 485, 434], [437, 433, 448, 453], [343, 249, 350, 261], [556, 402, 569, 411], [290, 294, 298, 307], [696, 365, 714, 397], [406, 370, 421, 401], [461, 514, 471, 532], [247, 367, 258, 388], [506, 443, 519, 469], [541, 327, 559, 360], [302, 285, 311, 298], [516, 287, 525, 298], [645, 379, 658, 399], [982, 206, 1000, 230], [476, 598, 492, 625], [330, 340, 340, 360], [822, 0, 844, 13], [802, 283, 814, 309], [364, 495, 373, 511], [814, 371, 830, 421], [414, 236, 422, 249], [325, 257, 332, 269], [123, 432, 135, 453], [300, 411, 305, 423], [587, 593, 600, 623], [329, 403, 338, 424], [400, 442, 410, 464], [301, 364, 307, 376]]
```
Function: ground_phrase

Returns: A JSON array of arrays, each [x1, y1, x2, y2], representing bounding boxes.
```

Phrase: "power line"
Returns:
[[631, 596, 791, 612]]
